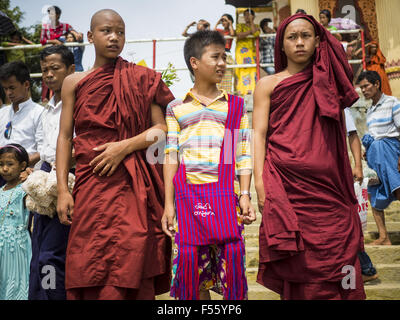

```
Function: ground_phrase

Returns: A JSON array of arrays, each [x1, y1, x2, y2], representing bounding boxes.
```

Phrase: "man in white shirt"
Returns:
[[29, 45, 75, 301], [344, 107, 379, 283], [0, 61, 44, 168], [358, 70, 400, 246]]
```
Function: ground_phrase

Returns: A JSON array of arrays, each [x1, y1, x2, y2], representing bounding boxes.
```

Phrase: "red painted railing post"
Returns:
[[361, 30, 366, 71], [256, 36, 260, 81], [152, 39, 157, 69]]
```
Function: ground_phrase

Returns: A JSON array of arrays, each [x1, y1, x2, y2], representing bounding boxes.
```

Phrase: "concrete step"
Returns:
[[244, 283, 400, 300], [245, 246, 400, 268], [364, 231, 400, 245], [244, 221, 400, 246], [156, 283, 400, 300], [245, 263, 400, 284]]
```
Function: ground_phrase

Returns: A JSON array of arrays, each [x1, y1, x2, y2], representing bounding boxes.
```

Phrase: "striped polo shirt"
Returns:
[[366, 94, 400, 140], [165, 90, 252, 187]]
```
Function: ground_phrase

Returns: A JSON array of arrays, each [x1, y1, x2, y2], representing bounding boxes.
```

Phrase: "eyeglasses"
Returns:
[[4, 121, 12, 139]]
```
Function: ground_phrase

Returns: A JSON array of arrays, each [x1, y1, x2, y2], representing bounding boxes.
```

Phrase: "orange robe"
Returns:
[[66, 57, 174, 299], [367, 41, 392, 96]]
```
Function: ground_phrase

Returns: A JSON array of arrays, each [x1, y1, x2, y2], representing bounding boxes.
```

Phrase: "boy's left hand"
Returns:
[[90, 141, 128, 177], [239, 195, 256, 225]]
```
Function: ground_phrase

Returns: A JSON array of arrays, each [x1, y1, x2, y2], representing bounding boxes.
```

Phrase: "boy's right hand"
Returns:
[[57, 191, 74, 226], [162, 205, 176, 238]]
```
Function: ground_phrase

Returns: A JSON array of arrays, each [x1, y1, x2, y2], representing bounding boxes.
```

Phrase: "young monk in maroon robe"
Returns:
[[253, 13, 366, 300], [56, 9, 174, 300]]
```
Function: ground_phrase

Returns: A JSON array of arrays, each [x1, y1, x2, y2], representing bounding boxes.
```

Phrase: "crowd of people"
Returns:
[[0, 6, 399, 301], [181, 8, 393, 97], [0, 6, 393, 101]]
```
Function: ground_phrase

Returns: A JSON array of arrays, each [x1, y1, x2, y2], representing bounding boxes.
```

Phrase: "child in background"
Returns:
[[214, 14, 235, 93], [0, 144, 31, 300], [65, 32, 84, 72], [1, 30, 33, 63], [162, 30, 256, 300]]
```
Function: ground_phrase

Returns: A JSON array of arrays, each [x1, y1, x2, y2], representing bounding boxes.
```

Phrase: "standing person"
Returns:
[[235, 9, 260, 96], [56, 9, 174, 300], [358, 70, 400, 246], [162, 30, 256, 300], [365, 42, 392, 96], [40, 6, 83, 46], [214, 14, 235, 93], [0, 144, 31, 300], [1, 30, 34, 63], [40, 5, 83, 103], [0, 61, 44, 168], [319, 9, 341, 41], [345, 107, 379, 282], [65, 32, 85, 72], [253, 14, 365, 300], [182, 19, 210, 37], [29, 45, 75, 300], [259, 18, 276, 76]]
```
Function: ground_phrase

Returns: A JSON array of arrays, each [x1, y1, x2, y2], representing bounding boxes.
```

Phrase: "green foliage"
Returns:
[[0, 1, 43, 102], [0, 0, 24, 25], [161, 63, 180, 87]]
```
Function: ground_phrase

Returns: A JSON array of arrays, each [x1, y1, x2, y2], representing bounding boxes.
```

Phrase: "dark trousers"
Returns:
[[28, 161, 71, 300], [358, 251, 377, 276]]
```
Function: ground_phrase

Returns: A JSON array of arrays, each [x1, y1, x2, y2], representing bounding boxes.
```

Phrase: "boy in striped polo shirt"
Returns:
[[358, 70, 400, 245], [162, 30, 256, 300]]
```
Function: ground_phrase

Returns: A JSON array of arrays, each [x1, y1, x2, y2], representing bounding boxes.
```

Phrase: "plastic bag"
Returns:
[[354, 178, 369, 232]]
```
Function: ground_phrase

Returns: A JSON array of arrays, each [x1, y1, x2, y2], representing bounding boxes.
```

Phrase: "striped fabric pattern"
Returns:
[[171, 94, 247, 300], [165, 90, 252, 187], [367, 94, 400, 140]]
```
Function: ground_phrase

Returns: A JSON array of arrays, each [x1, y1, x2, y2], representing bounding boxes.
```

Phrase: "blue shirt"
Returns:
[[69, 46, 84, 72]]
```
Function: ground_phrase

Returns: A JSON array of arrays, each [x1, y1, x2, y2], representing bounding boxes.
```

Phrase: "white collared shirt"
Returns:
[[38, 96, 62, 164], [367, 94, 400, 140], [344, 108, 357, 136], [0, 98, 44, 154]]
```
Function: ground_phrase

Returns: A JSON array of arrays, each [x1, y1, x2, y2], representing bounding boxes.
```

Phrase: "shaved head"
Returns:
[[90, 9, 124, 31]]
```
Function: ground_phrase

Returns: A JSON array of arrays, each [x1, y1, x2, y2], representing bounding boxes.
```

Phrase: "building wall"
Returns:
[[289, 0, 320, 17], [375, 0, 400, 98]]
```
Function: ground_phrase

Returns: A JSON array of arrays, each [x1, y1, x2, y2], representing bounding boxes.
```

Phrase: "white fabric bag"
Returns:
[[354, 178, 369, 232]]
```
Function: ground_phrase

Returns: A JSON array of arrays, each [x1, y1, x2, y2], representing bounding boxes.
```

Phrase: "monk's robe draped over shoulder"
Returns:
[[67, 57, 174, 294], [257, 14, 366, 300]]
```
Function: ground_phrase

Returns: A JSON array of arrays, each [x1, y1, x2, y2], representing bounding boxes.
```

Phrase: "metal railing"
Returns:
[[0, 29, 366, 80]]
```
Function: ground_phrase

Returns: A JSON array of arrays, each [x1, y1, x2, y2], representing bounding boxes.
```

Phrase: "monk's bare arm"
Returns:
[[162, 152, 179, 237], [90, 103, 167, 176], [56, 73, 81, 225], [121, 103, 167, 154], [252, 76, 273, 213]]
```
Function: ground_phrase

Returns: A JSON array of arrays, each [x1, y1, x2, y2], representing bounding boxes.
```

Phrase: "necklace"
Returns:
[[0, 186, 16, 226]]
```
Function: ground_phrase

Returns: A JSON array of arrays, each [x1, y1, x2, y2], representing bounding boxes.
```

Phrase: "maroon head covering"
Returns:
[[274, 13, 359, 120]]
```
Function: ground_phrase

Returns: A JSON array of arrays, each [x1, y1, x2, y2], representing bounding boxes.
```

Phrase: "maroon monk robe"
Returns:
[[66, 57, 174, 296], [257, 14, 366, 300]]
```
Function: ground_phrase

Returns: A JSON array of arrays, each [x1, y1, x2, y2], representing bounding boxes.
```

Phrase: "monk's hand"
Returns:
[[162, 205, 176, 238], [353, 165, 364, 184], [57, 191, 74, 226], [90, 141, 129, 177], [239, 195, 256, 225], [20, 167, 33, 182]]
